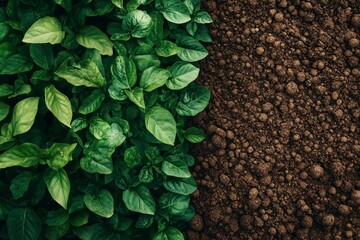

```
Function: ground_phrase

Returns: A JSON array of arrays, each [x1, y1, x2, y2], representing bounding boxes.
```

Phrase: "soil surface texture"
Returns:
[[188, 1, 360, 239]]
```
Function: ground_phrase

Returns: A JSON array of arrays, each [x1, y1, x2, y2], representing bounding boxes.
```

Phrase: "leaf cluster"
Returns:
[[0, 0, 211, 239]]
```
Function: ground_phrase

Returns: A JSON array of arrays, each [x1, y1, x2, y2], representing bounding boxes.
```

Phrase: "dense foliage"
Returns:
[[0, 0, 212, 239]]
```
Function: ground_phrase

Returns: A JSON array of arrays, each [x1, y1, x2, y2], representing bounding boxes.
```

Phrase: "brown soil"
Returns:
[[189, 1, 360, 239]]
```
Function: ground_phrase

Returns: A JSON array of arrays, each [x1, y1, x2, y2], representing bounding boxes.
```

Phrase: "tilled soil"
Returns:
[[188, 1, 360, 239]]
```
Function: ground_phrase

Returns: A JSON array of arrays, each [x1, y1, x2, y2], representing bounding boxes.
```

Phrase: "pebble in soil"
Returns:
[[188, 0, 360, 239]]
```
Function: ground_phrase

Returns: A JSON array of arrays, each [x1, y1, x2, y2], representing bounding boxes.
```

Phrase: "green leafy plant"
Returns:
[[0, 0, 212, 239]]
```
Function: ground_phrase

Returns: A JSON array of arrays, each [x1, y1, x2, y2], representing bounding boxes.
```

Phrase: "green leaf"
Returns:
[[124, 146, 142, 168], [0, 54, 33, 75], [111, 55, 137, 90], [89, 117, 111, 140], [155, 40, 180, 57], [123, 185, 155, 215], [166, 61, 199, 90], [194, 11, 213, 24], [140, 66, 170, 92], [176, 85, 210, 116], [44, 168, 71, 209], [7, 208, 41, 240], [183, 0, 200, 14], [45, 209, 69, 226], [153, 227, 184, 240], [0, 101, 10, 122], [54, 0, 72, 12], [84, 187, 114, 218], [163, 177, 197, 195], [76, 26, 113, 56], [55, 60, 105, 87], [159, 193, 190, 215], [45, 85, 73, 127], [31, 70, 52, 84], [23, 16, 65, 44], [8, 80, 32, 98], [184, 127, 206, 143], [79, 89, 106, 115], [160, 0, 191, 24], [139, 166, 153, 183], [0, 84, 13, 97], [161, 155, 191, 178], [125, 87, 146, 109], [145, 106, 176, 145], [80, 154, 113, 175], [123, 10, 153, 38], [148, 12, 164, 42], [70, 210, 89, 227], [44, 222, 70, 240], [111, 0, 124, 9], [0, 143, 41, 169], [46, 143, 77, 170], [135, 215, 154, 229], [30, 44, 54, 70], [10, 171, 33, 199], [186, 21, 197, 36], [177, 36, 208, 62]]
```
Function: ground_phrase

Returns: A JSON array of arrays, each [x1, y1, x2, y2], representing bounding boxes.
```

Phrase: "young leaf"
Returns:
[[155, 40, 180, 57], [30, 44, 54, 70], [10, 171, 33, 199], [44, 168, 71, 209], [111, 0, 124, 9], [0, 143, 42, 169], [7, 208, 41, 240], [70, 210, 89, 227], [9, 97, 39, 136], [80, 154, 113, 175], [111, 55, 137, 90], [160, 0, 191, 24], [23, 16, 65, 44], [194, 11, 213, 24], [140, 66, 171, 92], [176, 35, 208, 62], [76, 26, 113, 56], [183, 0, 200, 14], [153, 227, 185, 240], [159, 193, 190, 215], [163, 177, 197, 195], [79, 89, 106, 115], [45, 85, 73, 127], [145, 106, 176, 145], [124, 146, 142, 168], [55, 60, 105, 87], [161, 156, 191, 178], [0, 84, 13, 97], [186, 21, 197, 36], [46, 143, 77, 170], [123, 185, 155, 215], [184, 127, 206, 143], [176, 85, 210, 116], [135, 215, 154, 229], [166, 61, 200, 90], [122, 10, 153, 38], [0, 101, 10, 122], [125, 87, 146, 109], [139, 166, 153, 183], [84, 187, 114, 218], [54, 0, 72, 12]]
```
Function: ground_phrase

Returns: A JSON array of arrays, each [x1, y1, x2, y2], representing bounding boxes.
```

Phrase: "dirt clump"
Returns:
[[189, 0, 360, 239]]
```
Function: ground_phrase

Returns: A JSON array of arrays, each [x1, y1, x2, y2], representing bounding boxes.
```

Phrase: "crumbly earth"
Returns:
[[188, 0, 360, 239]]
